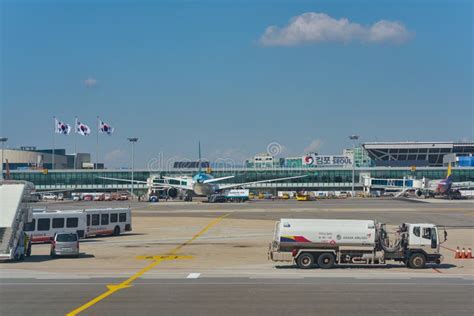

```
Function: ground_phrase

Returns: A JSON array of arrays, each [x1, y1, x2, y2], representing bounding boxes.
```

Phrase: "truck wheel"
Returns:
[[317, 253, 335, 269], [113, 226, 120, 236], [408, 253, 426, 269], [296, 253, 315, 269]]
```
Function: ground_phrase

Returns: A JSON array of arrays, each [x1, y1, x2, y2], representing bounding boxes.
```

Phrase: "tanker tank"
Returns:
[[275, 219, 376, 252]]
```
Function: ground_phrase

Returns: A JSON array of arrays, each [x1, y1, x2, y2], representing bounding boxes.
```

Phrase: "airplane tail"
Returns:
[[198, 141, 202, 173], [446, 164, 452, 181]]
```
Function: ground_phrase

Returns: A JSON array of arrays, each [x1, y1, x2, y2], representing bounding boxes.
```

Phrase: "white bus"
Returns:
[[24, 210, 87, 243], [85, 208, 132, 237]]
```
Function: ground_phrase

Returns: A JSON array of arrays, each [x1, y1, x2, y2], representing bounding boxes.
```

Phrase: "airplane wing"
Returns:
[[98, 176, 149, 184], [33, 189, 74, 193], [203, 176, 235, 184], [217, 175, 308, 190], [163, 176, 191, 182]]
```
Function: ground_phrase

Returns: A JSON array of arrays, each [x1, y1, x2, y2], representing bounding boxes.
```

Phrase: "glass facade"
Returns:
[[7, 167, 474, 190]]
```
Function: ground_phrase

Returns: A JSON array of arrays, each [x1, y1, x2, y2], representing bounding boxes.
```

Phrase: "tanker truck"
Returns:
[[268, 219, 446, 269]]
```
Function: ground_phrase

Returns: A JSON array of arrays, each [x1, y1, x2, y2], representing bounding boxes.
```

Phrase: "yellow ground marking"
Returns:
[[67, 213, 230, 316]]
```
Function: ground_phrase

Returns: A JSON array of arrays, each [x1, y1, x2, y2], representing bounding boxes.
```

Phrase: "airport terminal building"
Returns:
[[3, 141, 473, 193], [1, 147, 100, 170]]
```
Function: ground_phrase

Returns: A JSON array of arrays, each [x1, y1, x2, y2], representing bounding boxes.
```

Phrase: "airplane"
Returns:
[[393, 164, 474, 199], [414, 164, 474, 199], [100, 142, 307, 201]]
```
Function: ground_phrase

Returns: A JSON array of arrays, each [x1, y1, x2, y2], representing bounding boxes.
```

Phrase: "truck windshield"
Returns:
[[431, 228, 437, 249], [56, 234, 78, 242]]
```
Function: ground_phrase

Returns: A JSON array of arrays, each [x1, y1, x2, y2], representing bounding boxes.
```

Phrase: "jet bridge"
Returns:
[[363, 176, 424, 192]]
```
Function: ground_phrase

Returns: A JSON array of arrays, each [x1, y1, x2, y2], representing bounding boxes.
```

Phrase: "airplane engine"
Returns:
[[167, 187, 178, 199], [415, 189, 423, 197]]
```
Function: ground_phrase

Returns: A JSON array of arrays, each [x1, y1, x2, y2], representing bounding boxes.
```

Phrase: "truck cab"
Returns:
[[404, 223, 443, 268]]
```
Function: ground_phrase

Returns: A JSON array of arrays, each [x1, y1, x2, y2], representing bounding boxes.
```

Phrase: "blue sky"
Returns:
[[1, 0, 472, 168]]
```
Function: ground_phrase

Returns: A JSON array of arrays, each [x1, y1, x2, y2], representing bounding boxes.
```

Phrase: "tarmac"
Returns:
[[1, 198, 473, 315]]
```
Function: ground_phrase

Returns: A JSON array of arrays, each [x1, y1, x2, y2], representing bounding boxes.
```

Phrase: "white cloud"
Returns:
[[304, 139, 323, 153], [259, 12, 412, 46], [84, 77, 97, 87]]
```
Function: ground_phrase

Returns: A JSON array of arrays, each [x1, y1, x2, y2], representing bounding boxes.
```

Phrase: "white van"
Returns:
[[85, 208, 132, 237], [24, 210, 87, 243]]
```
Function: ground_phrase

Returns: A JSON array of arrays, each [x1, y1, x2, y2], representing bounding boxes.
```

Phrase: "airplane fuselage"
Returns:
[[192, 182, 216, 196], [191, 172, 218, 196]]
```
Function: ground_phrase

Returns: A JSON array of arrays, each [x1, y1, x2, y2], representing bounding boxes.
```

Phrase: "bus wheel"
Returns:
[[113, 226, 121, 236]]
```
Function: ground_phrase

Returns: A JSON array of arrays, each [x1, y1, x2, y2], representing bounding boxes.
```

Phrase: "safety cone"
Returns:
[[455, 247, 461, 259], [461, 248, 467, 259], [467, 248, 472, 259]]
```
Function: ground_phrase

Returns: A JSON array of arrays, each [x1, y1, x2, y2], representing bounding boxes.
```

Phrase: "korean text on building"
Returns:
[[302, 155, 352, 167]]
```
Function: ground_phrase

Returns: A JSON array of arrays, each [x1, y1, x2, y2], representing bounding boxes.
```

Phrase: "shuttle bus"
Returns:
[[24, 210, 87, 243], [85, 208, 132, 237]]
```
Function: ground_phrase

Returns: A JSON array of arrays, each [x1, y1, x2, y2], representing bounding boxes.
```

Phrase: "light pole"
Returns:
[[0, 137, 8, 181], [349, 135, 359, 197], [127, 137, 138, 198]]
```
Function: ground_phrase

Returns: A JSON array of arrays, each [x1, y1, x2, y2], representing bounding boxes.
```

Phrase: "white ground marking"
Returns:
[[187, 273, 201, 279]]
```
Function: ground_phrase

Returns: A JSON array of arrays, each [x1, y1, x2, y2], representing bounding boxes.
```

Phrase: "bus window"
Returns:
[[110, 213, 118, 223], [67, 217, 79, 228], [101, 214, 109, 225], [37, 218, 51, 231], [119, 213, 126, 222], [52, 218, 65, 229], [87, 214, 90, 226], [92, 214, 100, 226], [24, 219, 35, 232]]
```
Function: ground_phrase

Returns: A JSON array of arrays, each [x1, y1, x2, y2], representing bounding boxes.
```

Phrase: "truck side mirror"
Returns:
[[443, 229, 448, 242]]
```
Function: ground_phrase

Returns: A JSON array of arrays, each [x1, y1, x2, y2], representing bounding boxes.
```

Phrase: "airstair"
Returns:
[[0, 181, 34, 260]]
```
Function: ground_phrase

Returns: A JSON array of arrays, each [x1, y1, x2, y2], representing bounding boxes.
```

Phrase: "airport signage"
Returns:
[[302, 155, 352, 167]]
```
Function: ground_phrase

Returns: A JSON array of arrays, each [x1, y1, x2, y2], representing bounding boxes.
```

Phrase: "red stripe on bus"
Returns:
[[87, 229, 114, 236]]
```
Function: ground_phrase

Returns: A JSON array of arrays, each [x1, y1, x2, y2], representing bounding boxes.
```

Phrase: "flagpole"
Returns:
[[52, 116, 55, 170], [74, 116, 77, 170], [96, 116, 99, 170]]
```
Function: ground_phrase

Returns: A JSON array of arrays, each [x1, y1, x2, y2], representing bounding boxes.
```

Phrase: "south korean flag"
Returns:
[[99, 120, 114, 135], [76, 119, 91, 136], [55, 118, 71, 135]]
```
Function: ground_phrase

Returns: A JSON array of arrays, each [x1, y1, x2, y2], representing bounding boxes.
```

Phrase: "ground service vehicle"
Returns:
[[41, 193, 57, 201], [269, 219, 445, 269], [225, 189, 249, 202], [0, 181, 33, 261], [50, 232, 79, 258], [25, 210, 87, 243], [85, 208, 132, 237]]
